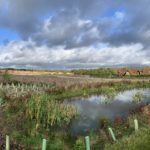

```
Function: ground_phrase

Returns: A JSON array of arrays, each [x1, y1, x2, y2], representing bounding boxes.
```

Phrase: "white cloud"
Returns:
[[115, 11, 125, 21], [0, 40, 149, 69]]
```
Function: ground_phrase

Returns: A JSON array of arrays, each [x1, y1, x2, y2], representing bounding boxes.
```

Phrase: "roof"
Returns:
[[128, 69, 138, 75], [142, 68, 150, 74]]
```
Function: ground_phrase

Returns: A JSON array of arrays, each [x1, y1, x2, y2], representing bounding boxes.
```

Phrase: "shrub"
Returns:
[[132, 92, 144, 104], [73, 137, 85, 150]]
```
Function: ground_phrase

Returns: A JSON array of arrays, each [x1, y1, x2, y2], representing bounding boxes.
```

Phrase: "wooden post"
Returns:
[[108, 127, 117, 142], [42, 139, 47, 150], [6, 135, 10, 150], [134, 119, 138, 131], [85, 136, 90, 150]]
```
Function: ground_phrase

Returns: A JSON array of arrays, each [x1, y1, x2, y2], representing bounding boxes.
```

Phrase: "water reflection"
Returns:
[[66, 89, 150, 136]]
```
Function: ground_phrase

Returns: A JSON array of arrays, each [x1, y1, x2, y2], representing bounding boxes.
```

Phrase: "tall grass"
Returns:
[[25, 94, 78, 128], [104, 125, 150, 150], [0, 78, 150, 149], [132, 92, 144, 104]]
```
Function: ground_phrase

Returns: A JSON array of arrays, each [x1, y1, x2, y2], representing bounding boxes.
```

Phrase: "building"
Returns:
[[141, 68, 150, 75]]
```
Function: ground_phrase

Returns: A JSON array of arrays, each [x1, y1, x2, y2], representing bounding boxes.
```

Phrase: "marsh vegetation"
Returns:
[[0, 74, 150, 149]]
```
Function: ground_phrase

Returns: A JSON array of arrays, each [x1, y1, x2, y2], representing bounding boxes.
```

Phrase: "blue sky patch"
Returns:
[[0, 28, 20, 45]]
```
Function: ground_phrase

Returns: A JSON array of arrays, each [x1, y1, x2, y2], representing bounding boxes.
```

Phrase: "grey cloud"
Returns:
[[31, 10, 101, 49], [0, 0, 116, 43], [0, 0, 150, 64], [101, 0, 150, 47]]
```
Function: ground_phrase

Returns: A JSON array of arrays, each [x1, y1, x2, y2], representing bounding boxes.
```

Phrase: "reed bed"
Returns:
[[26, 94, 78, 128], [0, 75, 150, 149]]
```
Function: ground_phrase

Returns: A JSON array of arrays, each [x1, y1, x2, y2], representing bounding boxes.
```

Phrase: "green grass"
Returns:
[[104, 125, 150, 150], [25, 94, 78, 128], [47, 81, 150, 102], [0, 80, 150, 149]]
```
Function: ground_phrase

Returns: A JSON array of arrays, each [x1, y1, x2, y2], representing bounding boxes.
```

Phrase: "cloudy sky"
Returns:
[[0, 0, 150, 69]]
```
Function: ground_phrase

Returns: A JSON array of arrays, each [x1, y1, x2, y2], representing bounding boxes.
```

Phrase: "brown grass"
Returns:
[[0, 69, 74, 76]]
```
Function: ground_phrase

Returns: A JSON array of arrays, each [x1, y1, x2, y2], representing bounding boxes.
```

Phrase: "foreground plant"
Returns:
[[104, 125, 150, 150], [132, 92, 144, 104], [25, 94, 78, 130], [0, 79, 150, 149]]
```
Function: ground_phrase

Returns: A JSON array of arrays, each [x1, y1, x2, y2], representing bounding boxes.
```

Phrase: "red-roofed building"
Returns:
[[128, 69, 138, 76], [118, 68, 140, 76], [142, 68, 150, 75]]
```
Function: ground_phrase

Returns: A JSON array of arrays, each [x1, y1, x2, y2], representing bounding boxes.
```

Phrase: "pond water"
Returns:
[[66, 88, 150, 136]]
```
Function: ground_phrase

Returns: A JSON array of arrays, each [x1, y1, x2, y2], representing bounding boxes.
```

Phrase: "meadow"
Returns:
[[0, 71, 150, 149]]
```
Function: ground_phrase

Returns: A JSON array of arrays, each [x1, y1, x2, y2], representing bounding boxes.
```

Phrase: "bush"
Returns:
[[73, 137, 85, 150], [48, 139, 64, 150]]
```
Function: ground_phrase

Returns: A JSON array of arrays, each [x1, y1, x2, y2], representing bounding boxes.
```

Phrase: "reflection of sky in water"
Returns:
[[116, 89, 150, 102], [66, 88, 150, 136]]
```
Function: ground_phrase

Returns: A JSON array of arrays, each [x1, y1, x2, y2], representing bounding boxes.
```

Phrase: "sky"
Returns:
[[0, 0, 150, 69]]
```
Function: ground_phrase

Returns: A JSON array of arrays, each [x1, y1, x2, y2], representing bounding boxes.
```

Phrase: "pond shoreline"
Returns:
[[0, 79, 150, 149], [66, 88, 150, 136]]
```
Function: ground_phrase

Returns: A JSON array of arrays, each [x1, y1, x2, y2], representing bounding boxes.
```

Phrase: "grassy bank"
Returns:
[[45, 80, 150, 101], [104, 125, 150, 150], [0, 79, 150, 149]]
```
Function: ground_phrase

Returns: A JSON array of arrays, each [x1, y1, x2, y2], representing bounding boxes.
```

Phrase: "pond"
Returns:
[[66, 88, 150, 136]]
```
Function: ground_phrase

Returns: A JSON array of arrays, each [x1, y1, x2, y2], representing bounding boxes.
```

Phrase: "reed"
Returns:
[[0, 78, 150, 149], [25, 94, 78, 129], [132, 92, 144, 104]]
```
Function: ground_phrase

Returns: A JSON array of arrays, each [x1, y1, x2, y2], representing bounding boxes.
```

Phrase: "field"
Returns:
[[0, 70, 150, 150], [1, 0, 150, 149]]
